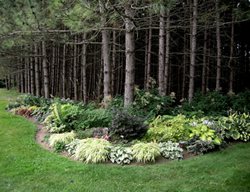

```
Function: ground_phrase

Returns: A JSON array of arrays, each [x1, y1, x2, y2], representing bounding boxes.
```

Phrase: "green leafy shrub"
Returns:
[[110, 109, 148, 141], [6, 102, 21, 110], [109, 146, 133, 165], [131, 142, 160, 163], [218, 113, 250, 141], [77, 108, 112, 130], [44, 103, 81, 133], [159, 141, 183, 160], [231, 90, 250, 113], [132, 87, 175, 118], [48, 131, 76, 151], [73, 138, 111, 163], [180, 91, 229, 116], [144, 115, 190, 142]]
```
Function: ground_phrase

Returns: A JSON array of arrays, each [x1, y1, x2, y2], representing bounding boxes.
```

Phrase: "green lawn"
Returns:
[[0, 89, 250, 192]]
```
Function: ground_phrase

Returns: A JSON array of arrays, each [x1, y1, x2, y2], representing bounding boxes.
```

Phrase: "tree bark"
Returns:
[[215, 0, 221, 91], [62, 43, 66, 98], [30, 52, 35, 95], [81, 33, 87, 103], [145, 15, 152, 90], [158, 7, 165, 96], [111, 30, 116, 96], [202, 26, 207, 94], [228, 15, 234, 94], [124, 1, 135, 107], [188, 0, 197, 102], [100, 0, 111, 102], [164, 8, 170, 95], [42, 41, 49, 98], [73, 36, 78, 100], [34, 44, 40, 96]]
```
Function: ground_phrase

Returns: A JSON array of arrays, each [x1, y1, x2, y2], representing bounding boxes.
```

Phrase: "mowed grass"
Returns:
[[0, 89, 250, 192]]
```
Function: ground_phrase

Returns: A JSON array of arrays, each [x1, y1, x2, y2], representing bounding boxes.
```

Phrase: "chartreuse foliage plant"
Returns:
[[73, 138, 111, 163], [218, 113, 250, 141], [131, 142, 161, 163], [109, 146, 133, 165], [189, 120, 222, 145], [144, 115, 190, 142]]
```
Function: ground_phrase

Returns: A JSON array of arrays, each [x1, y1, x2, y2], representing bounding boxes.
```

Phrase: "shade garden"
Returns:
[[5, 88, 250, 165], [1, 89, 250, 192]]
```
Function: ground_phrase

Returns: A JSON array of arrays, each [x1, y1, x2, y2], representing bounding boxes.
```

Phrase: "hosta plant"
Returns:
[[159, 141, 183, 160], [65, 139, 81, 155], [144, 115, 190, 142], [73, 138, 111, 163], [218, 113, 250, 141], [109, 146, 133, 165], [131, 142, 160, 163], [189, 121, 222, 145], [48, 131, 76, 151], [186, 139, 215, 155]]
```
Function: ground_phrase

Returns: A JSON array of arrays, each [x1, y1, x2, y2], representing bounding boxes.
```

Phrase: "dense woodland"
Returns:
[[0, 0, 250, 106]]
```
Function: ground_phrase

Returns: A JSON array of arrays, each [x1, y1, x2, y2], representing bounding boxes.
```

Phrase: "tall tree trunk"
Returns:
[[228, 15, 234, 94], [145, 15, 152, 90], [164, 8, 170, 95], [111, 30, 116, 96], [215, 0, 221, 91], [51, 43, 55, 96], [30, 53, 35, 95], [73, 36, 78, 100], [42, 41, 49, 98], [158, 7, 165, 96], [62, 43, 66, 98], [124, 1, 135, 107], [202, 26, 207, 94], [188, 0, 197, 102], [100, 1, 111, 102], [34, 44, 40, 96], [82, 33, 87, 103]]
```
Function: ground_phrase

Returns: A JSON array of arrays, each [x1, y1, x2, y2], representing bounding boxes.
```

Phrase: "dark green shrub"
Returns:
[[230, 90, 250, 113], [180, 91, 229, 116], [110, 109, 148, 141], [132, 88, 175, 118], [76, 108, 112, 130]]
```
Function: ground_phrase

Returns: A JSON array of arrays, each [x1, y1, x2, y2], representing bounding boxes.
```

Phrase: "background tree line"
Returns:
[[0, 0, 249, 106]]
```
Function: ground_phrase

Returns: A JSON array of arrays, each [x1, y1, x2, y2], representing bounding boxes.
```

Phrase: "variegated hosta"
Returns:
[[159, 141, 183, 160], [109, 146, 133, 165]]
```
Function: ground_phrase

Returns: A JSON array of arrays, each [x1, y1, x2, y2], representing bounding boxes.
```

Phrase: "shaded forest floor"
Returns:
[[0, 89, 250, 192]]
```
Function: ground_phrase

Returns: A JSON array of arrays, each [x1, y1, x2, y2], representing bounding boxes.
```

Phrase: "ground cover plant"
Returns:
[[1, 89, 250, 191]]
